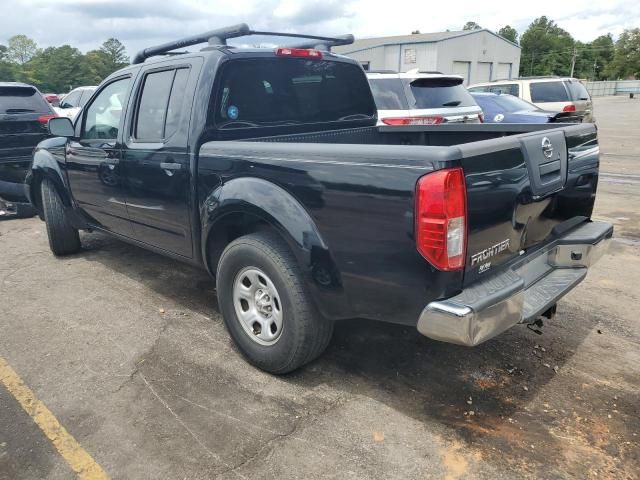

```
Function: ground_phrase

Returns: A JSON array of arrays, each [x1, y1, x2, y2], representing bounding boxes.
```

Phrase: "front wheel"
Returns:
[[41, 178, 81, 256], [216, 232, 333, 374]]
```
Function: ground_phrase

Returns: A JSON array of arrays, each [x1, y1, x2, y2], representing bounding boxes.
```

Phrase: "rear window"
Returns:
[[407, 78, 477, 108], [565, 80, 590, 101], [0, 86, 50, 114], [368, 78, 409, 110], [529, 81, 569, 103], [469, 84, 520, 96], [484, 94, 537, 112], [214, 58, 375, 129]]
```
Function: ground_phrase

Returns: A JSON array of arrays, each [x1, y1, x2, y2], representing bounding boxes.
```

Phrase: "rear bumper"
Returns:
[[417, 221, 613, 346]]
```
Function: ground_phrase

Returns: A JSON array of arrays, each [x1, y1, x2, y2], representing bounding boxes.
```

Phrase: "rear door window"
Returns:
[[0, 85, 50, 113], [407, 78, 477, 108], [214, 58, 375, 129], [135, 68, 190, 141], [368, 78, 409, 110], [565, 80, 590, 101], [529, 82, 569, 102]]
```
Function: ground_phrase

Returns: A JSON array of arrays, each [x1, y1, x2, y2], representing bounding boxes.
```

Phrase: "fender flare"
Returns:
[[201, 177, 351, 320], [27, 141, 72, 210]]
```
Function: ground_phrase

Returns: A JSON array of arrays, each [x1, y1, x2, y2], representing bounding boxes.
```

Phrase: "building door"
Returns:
[[452, 61, 471, 85], [477, 62, 493, 82], [496, 63, 513, 80]]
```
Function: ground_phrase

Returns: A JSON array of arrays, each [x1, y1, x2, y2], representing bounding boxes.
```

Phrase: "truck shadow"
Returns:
[[80, 230, 606, 473]]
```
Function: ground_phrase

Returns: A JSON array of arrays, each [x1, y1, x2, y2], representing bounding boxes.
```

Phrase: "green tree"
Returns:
[[462, 21, 482, 31], [26, 45, 87, 92], [606, 28, 640, 79], [520, 16, 575, 76], [572, 34, 614, 80], [498, 25, 518, 44], [99, 38, 129, 70], [7, 34, 39, 64]]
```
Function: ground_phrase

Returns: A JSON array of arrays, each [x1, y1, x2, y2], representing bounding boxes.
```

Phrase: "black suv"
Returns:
[[0, 82, 55, 217]]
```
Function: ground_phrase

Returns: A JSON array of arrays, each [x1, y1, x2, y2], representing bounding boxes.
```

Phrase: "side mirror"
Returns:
[[48, 117, 75, 137]]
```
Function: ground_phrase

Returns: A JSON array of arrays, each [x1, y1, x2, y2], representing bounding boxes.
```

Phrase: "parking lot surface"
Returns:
[[1, 96, 639, 480]]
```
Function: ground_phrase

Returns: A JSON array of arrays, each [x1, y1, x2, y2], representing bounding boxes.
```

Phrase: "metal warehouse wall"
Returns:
[[585, 80, 640, 97], [436, 31, 521, 85]]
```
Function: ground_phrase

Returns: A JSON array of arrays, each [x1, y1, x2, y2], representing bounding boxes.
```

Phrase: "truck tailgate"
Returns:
[[458, 124, 599, 286]]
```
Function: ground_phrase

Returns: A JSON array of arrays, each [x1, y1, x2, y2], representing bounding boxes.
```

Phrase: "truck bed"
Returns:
[[199, 123, 599, 325]]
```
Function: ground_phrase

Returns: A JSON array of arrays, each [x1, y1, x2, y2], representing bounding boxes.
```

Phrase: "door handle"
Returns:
[[160, 162, 182, 171]]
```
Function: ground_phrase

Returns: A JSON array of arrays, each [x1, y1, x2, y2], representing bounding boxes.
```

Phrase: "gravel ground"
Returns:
[[1, 96, 638, 480]]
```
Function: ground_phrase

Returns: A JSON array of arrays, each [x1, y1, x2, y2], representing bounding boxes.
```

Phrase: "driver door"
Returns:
[[66, 76, 134, 235]]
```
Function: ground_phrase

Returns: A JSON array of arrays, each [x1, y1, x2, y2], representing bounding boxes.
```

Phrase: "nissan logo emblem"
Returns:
[[541, 137, 553, 159]]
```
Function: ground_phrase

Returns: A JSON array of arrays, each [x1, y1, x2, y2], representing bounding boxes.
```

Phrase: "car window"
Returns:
[[485, 94, 537, 112], [135, 70, 174, 141], [368, 78, 409, 110], [82, 78, 130, 140], [214, 58, 375, 129], [407, 78, 477, 108], [164, 69, 190, 139], [135, 68, 190, 141], [0, 85, 51, 113], [529, 82, 569, 102], [79, 89, 95, 108], [468, 86, 489, 93], [488, 84, 519, 96], [62, 90, 82, 108], [565, 80, 590, 101]]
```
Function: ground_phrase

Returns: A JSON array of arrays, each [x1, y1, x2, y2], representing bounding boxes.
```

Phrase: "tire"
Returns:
[[41, 178, 81, 256], [216, 231, 333, 374]]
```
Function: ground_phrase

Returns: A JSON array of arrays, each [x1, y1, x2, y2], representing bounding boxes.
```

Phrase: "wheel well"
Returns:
[[205, 212, 288, 279], [29, 172, 44, 214]]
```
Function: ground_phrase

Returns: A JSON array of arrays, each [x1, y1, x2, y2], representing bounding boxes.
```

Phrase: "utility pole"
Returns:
[[570, 47, 578, 77]]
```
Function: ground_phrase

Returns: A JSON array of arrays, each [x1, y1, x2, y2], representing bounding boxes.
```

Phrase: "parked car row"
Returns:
[[366, 71, 593, 126]]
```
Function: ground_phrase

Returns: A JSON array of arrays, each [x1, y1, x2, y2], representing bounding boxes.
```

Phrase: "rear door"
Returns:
[[0, 85, 53, 201], [458, 124, 599, 284], [120, 60, 200, 257]]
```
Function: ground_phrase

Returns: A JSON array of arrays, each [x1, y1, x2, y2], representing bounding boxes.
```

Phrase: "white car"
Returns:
[[366, 70, 483, 125], [468, 77, 593, 122], [53, 86, 97, 121]]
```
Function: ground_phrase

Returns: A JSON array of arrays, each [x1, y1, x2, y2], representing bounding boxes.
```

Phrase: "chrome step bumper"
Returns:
[[417, 221, 613, 346]]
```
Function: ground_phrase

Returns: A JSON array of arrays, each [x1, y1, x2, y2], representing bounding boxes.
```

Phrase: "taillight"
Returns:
[[37, 114, 57, 124], [563, 104, 576, 112], [415, 167, 467, 271], [275, 48, 323, 59], [381, 116, 444, 126], [478, 112, 484, 123]]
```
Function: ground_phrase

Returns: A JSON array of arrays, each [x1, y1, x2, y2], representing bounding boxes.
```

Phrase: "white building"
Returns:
[[334, 29, 521, 85]]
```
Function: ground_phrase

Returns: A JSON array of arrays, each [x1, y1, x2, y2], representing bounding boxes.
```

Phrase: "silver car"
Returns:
[[367, 70, 483, 125]]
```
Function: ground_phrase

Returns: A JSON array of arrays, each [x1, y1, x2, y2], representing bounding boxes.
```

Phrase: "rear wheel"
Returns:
[[216, 232, 333, 374], [41, 178, 81, 256]]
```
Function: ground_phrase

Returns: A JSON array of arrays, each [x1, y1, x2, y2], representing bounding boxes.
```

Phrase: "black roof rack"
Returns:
[[132, 23, 355, 64]]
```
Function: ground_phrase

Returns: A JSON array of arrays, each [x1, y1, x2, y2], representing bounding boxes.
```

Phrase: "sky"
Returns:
[[0, 0, 638, 58]]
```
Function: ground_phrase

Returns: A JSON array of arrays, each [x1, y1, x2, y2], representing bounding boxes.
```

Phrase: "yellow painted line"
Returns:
[[0, 356, 109, 480]]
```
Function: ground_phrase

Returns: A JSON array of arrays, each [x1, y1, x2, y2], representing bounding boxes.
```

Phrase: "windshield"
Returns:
[[478, 94, 538, 113], [214, 58, 375, 129], [407, 78, 477, 109], [565, 80, 590, 101], [368, 78, 409, 110], [0, 86, 51, 114]]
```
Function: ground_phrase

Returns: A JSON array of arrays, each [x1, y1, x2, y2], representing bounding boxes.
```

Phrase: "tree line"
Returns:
[[0, 35, 129, 93], [462, 17, 639, 80]]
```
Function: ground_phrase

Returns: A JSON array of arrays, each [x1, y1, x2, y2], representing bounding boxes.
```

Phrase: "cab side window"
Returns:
[[134, 68, 190, 142], [82, 78, 130, 140]]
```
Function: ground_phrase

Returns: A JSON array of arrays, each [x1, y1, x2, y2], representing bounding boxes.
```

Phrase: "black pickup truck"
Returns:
[[27, 25, 612, 373]]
